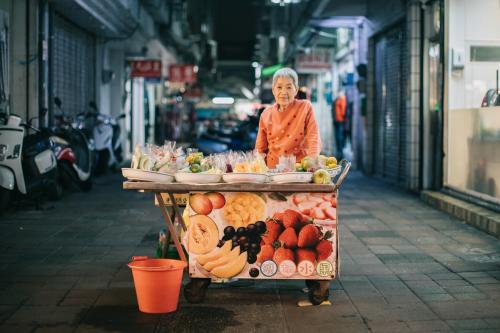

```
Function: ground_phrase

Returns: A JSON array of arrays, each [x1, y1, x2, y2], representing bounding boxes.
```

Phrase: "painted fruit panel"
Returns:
[[184, 191, 338, 280]]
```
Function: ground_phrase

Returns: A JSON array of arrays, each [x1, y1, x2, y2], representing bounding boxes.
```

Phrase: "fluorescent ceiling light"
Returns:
[[212, 97, 235, 105], [271, 0, 300, 4]]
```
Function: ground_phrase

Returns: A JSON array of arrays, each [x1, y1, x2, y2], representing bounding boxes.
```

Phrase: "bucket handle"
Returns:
[[131, 256, 148, 262], [128, 255, 187, 271]]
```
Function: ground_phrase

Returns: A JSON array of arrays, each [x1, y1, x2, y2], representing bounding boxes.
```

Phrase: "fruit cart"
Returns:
[[123, 160, 350, 305]]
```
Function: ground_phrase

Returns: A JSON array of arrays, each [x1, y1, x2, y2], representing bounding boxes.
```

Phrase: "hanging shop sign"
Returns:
[[169, 64, 197, 83], [185, 84, 203, 98], [295, 48, 333, 73], [130, 60, 162, 78]]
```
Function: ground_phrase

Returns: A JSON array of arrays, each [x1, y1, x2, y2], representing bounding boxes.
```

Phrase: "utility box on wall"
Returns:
[[452, 48, 465, 69]]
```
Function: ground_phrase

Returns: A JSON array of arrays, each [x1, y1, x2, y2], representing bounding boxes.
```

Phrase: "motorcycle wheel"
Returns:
[[0, 187, 10, 215], [60, 161, 92, 192]]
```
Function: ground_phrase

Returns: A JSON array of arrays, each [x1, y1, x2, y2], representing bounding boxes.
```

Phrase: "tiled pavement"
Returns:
[[0, 172, 500, 332]]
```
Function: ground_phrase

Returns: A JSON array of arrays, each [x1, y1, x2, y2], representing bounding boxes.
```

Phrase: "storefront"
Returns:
[[372, 21, 409, 184], [444, 0, 500, 210], [50, 11, 96, 118]]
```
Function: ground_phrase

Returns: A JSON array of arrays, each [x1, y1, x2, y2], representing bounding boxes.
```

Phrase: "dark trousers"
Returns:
[[334, 121, 345, 159]]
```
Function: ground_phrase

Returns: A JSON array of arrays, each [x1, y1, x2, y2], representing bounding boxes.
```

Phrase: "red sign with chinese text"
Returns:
[[168, 64, 196, 83], [130, 60, 162, 78], [295, 48, 333, 73]]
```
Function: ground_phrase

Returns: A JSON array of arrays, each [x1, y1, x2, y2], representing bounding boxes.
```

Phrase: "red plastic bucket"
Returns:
[[128, 256, 187, 313]]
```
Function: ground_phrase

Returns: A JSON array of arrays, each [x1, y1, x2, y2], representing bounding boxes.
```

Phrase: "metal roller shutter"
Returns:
[[51, 12, 95, 119], [373, 23, 408, 184]]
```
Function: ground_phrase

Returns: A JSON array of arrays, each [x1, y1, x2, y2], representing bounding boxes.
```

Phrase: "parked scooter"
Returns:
[[0, 112, 62, 213], [196, 118, 257, 154], [75, 102, 125, 175], [46, 127, 92, 192], [52, 99, 93, 190]]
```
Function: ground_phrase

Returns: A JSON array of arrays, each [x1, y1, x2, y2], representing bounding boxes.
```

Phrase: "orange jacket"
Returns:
[[255, 99, 321, 168], [334, 95, 346, 122]]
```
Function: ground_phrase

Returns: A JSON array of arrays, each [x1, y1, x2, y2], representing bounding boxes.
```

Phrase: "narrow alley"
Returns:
[[1, 172, 499, 332]]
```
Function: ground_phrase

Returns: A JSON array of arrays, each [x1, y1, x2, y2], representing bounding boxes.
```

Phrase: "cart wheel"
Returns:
[[184, 278, 211, 304], [308, 280, 330, 305]]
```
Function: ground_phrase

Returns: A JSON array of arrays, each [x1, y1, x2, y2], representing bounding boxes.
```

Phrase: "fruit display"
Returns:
[[222, 193, 266, 228], [325, 156, 338, 169], [295, 155, 338, 173], [187, 215, 219, 255], [194, 220, 267, 279], [187, 191, 337, 280], [312, 169, 331, 184], [179, 152, 223, 174], [186, 152, 204, 173], [258, 210, 334, 267], [131, 144, 176, 173], [226, 151, 268, 174], [189, 192, 225, 215], [195, 242, 248, 279], [125, 141, 345, 185], [218, 222, 267, 262], [292, 193, 337, 220]]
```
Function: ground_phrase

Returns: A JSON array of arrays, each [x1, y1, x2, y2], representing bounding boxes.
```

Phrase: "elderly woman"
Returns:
[[255, 67, 321, 168]]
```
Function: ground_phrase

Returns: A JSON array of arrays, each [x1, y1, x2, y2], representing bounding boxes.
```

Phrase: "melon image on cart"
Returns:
[[123, 160, 350, 306]]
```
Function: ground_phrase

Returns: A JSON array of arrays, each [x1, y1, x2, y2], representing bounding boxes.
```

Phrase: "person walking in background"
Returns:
[[333, 90, 347, 160]]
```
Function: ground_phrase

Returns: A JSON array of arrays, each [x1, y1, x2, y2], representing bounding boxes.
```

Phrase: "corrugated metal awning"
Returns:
[[49, 0, 138, 38]]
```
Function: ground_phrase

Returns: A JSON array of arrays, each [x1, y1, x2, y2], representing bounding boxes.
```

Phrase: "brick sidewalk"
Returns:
[[0, 172, 499, 332]]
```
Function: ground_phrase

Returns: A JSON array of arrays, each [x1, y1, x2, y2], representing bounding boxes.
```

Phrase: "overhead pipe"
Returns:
[[284, 0, 331, 62], [157, 24, 200, 63]]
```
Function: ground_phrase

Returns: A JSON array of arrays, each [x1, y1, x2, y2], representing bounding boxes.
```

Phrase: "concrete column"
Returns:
[[364, 37, 375, 174], [11, 0, 27, 120], [10, 0, 38, 122], [27, 0, 38, 122], [0, 0, 11, 114], [406, 0, 422, 191]]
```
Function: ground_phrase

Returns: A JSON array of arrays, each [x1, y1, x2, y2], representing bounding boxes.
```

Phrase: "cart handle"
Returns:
[[333, 159, 351, 191]]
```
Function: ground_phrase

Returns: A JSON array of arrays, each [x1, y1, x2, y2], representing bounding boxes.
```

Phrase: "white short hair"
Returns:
[[272, 67, 298, 88]]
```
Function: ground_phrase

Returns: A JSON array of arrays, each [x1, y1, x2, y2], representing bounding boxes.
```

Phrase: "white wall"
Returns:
[[309, 71, 334, 156], [448, 0, 500, 110]]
